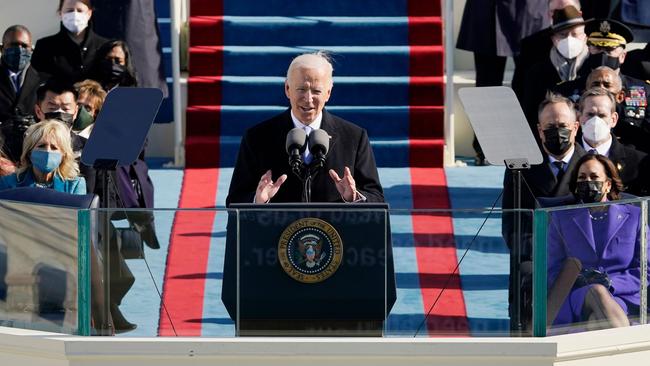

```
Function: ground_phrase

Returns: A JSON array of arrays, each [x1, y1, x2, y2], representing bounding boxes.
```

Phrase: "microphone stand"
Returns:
[[294, 154, 326, 203]]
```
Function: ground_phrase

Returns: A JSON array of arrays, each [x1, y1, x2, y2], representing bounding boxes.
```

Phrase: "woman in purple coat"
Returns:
[[547, 154, 642, 330]]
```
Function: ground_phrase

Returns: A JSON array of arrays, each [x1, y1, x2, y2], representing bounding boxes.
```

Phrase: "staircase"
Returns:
[[185, 0, 445, 169], [162, 0, 465, 337]]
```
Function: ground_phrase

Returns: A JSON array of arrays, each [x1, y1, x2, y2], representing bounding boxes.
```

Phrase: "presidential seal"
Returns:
[[278, 217, 343, 283]]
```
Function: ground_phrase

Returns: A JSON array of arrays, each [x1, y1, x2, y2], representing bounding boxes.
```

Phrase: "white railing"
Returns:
[[444, 0, 456, 166], [170, 0, 188, 167]]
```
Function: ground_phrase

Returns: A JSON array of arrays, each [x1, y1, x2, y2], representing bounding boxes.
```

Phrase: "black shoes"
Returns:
[[111, 303, 137, 334]]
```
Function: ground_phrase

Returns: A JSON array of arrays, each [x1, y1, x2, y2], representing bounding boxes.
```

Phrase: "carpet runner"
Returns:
[[159, 0, 465, 336]]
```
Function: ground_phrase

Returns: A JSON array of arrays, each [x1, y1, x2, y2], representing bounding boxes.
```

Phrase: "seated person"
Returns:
[[0, 120, 86, 194], [547, 154, 642, 330], [73, 79, 106, 137]]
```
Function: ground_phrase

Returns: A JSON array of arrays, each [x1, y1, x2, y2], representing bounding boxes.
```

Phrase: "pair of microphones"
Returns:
[[285, 127, 329, 174]]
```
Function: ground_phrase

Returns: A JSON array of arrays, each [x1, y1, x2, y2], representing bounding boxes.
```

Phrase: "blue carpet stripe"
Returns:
[[117, 170, 184, 337], [200, 168, 234, 336], [446, 166, 510, 335], [222, 17, 414, 46], [223, 1, 411, 16], [220, 106, 413, 138], [221, 46, 415, 76]]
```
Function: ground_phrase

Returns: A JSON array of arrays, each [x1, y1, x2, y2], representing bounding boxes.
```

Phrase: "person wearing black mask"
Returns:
[[502, 93, 586, 329], [546, 153, 643, 331], [503, 92, 586, 261], [0, 25, 48, 162], [91, 40, 137, 91]]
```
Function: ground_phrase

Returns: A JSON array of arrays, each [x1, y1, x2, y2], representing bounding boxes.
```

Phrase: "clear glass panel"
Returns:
[[384, 208, 534, 337], [89, 207, 234, 337], [234, 206, 389, 336], [537, 199, 645, 336], [0, 199, 83, 334]]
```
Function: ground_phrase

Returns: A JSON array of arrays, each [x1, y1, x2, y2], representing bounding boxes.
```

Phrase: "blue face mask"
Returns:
[[30, 149, 62, 173], [2, 46, 32, 72]]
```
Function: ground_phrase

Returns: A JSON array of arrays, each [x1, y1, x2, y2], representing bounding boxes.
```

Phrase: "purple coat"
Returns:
[[547, 203, 643, 325]]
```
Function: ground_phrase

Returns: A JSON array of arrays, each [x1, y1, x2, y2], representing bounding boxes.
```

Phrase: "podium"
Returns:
[[222, 203, 396, 336]]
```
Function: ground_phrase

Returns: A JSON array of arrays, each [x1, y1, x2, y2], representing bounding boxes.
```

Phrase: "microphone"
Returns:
[[308, 129, 329, 168], [285, 127, 307, 173]]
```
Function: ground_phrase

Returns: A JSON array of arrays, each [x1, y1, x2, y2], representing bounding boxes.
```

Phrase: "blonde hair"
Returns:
[[19, 120, 79, 179], [74, 79, 106, 116]]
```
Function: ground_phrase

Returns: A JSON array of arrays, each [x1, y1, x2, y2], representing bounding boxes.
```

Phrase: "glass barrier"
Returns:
[[0, 199, 88, 335], [77, 206, 541, 338], [384, 208, 534, 337], [533, 198, 648, 337], [87, 208, 234, 337], [0, 200, 587, 338]]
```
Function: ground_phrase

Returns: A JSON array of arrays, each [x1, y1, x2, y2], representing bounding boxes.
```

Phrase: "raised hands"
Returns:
[[328, 166, 357, 202], [255, 170, 287, 203]]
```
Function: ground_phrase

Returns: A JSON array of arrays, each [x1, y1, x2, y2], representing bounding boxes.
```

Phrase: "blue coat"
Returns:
[[0, 170, 86, 195], [547, 203, 644, 325]]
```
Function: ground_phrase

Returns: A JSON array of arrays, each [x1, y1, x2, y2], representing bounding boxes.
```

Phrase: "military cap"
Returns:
[[586, 19, 634, 48]]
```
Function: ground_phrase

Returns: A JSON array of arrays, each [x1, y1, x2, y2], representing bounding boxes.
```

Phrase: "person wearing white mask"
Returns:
[[578, 87, 649, 196], [523, 5, 590, 129], [30, 0, 109, 83]]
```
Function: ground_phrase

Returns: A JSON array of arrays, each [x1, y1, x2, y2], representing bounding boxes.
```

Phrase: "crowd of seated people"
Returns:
[[493, 1, 650, 332], [0, 0, 159, 334]]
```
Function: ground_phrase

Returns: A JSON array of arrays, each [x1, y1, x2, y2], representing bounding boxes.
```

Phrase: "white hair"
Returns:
[[286, 51, 334, 85]]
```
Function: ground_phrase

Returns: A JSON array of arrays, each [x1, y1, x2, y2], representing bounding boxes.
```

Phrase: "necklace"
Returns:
[[589, 212, 608, 221]]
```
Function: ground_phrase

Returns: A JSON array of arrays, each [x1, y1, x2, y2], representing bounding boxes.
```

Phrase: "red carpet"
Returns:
[[408, 2, 468, 335], [158, 168, 220, 336]]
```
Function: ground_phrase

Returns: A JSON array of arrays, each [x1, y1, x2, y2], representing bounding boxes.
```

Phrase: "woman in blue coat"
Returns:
[[547, 154, 643, 330], [0, 120, 86, 194]]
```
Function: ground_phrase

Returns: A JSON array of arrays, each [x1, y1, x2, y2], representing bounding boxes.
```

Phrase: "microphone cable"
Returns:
[[413, 189, 503, 337]]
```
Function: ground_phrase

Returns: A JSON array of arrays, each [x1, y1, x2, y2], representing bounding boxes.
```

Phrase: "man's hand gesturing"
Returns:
[[255, 170, 287, 203], [328, 166, 357, 202]]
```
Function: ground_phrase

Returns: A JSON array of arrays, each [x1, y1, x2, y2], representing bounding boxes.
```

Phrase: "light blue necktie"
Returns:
[[10, 73, 20, 94], [303, 126, 312, 164]]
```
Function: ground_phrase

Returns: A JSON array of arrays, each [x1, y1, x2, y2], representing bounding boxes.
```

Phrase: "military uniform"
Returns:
[[614, 75, 650, 153]]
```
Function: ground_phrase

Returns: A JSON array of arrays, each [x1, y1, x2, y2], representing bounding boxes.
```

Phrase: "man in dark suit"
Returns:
[[577, 87, 649, 196], [226, 52, 383, 205], [503, 92, 586, 259], [503, 93, 586, 329], [0, 25, 47, 162]]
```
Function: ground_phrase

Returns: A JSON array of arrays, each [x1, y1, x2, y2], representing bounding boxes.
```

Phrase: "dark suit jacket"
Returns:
[[226, 109, 384, 205], [0, 64, 46, 121], [0, 64, 48, 161], [31, 25, 108, 83], [502, 144, 587, 258]]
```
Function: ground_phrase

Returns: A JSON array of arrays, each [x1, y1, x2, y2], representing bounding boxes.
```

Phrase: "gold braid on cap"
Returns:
[[588, 21, 627, 47]]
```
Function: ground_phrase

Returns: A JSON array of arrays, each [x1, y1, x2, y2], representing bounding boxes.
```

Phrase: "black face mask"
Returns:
[[101, 59, 127, 83], [575, 180, 606, 203], [44, 111, 75, 127], [584, 52, 621, 71], [543, 127, 573, 156]]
